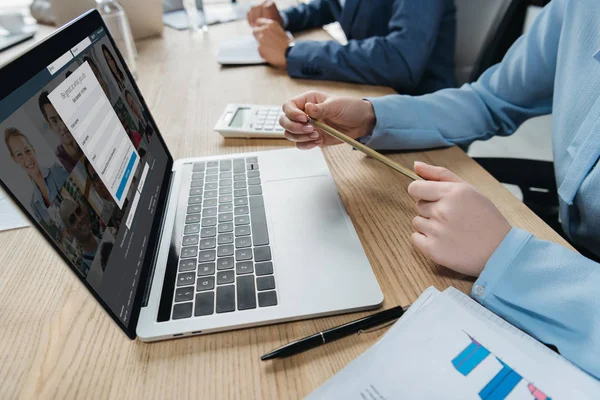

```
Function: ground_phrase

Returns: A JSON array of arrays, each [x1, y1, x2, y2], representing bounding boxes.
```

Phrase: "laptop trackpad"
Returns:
[[264, 175, 363, 295]]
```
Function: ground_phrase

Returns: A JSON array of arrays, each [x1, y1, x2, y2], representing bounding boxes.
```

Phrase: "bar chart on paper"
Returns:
[[452, 333, 551, 400]]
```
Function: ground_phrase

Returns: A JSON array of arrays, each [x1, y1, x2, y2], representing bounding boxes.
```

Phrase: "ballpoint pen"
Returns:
[[261, 306, 406, 361], [307, 117, 422, 181]]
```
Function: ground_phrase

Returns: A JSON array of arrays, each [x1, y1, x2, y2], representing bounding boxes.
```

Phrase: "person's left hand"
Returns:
[[408, 162, 512, 277], [252, 18, 291, 69]]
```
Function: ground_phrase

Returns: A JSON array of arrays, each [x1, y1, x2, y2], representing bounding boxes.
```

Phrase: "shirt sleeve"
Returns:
[[471, 228, 600, 379], [361, 0, 565, 150], [280, 0, 336, 32], [287, 0, 448, 92]]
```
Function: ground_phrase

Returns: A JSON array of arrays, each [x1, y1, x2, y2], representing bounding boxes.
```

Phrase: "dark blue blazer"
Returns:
[[282, 0, 457, 94]]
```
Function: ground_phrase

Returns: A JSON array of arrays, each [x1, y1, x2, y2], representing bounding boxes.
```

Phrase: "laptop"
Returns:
[[0, 10, 383, 341]]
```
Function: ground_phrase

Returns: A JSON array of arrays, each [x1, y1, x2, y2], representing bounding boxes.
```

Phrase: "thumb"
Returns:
[[305, 102, 337, 120], [414, 161, 463, 182]]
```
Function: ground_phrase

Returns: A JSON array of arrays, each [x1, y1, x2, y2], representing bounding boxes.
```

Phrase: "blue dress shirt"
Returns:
[[363, 0, 600, 379], [280, 0, 456, 94]]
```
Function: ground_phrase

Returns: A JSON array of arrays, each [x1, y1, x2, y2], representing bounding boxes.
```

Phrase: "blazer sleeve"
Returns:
[[280, 0, 336, 32], [361, 0, 564, 150], [286, 0, 447, 91], [472, 228, 600, 379]]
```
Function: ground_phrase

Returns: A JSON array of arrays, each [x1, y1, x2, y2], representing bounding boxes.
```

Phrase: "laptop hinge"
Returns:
[[141, 170, 177, 307]]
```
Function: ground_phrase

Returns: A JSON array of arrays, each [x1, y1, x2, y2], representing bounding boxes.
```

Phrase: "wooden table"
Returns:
[[0, 16, 571, 400]]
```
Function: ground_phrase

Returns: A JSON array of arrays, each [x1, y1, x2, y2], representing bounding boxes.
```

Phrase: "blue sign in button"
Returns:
[[116, 151, 137, 200]]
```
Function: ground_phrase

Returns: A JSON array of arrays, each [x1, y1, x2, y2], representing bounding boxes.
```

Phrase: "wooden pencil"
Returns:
[[307, 117, 422, 181]]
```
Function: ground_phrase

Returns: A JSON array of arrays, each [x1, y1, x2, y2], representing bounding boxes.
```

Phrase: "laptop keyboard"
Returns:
[[171, 157, 278, 320]]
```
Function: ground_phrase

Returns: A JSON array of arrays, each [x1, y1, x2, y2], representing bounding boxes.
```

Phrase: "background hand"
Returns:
[[252, 18, 290, 68], [280, 91, 376, 150], [247, 1, 283, 27], [408, 162, 511, 276]]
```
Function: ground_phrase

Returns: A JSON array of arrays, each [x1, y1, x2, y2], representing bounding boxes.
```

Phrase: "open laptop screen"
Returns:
[[0, 12, 172, 338]]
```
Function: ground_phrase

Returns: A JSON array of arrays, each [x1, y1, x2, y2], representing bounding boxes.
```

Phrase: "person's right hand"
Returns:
[[247, 1, 283, 27], [280, 91, 377, 150]]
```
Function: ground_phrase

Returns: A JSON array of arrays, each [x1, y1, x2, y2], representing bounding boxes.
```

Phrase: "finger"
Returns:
[[305, 101, 338, 120], [414, 161, 462, 183], [290, 91, 329, 114], [415, 200, 435, 218], [284, 130, 320, 143], [255, 17, 273, 26], [412, 216, 435, 235], [410, 231, 434, 258], [282, 99, 309, 123], [297, 141, 320, 150], [407, 181, 451, 202], [279, 115, 313, 134]]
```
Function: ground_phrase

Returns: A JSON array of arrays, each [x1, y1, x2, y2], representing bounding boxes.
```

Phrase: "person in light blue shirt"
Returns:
[[279, 0, 600, 379], [247, 0, 456, 94]]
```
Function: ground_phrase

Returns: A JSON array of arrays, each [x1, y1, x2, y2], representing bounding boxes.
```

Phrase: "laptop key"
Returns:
[[181, 246, 197, 259], [190, 180, 204, 188], [197, 262, 215, 276], [255, 262, 273, 276], [204, 198, 218, 207], [197, 276, 215, 291], [195, 292, 214, 316], [187, 204, 202, 214], [235, 237, 252, 248], [206, 167, 218, 175], [192, 172, 204, 180], [249, 195, 269, 246], [216, 285, 235, 313], [218, 222, 233, 233], [248, 177, 261, 186], [201, 217, 217, 227], [179, 258, 196, 272], [219, 171, 232, 179], [234, 189, 248, 197], [200, 238, 216, 250], [237, 275, 257, 310], [206, 175, 218, 182], [186, 214, 201, 224], [192, 162, 205, 172], [219, 179, 233, 187], [246, 157, 258, 163], [247, 170, 260, 178], [254, 246, 272, 262], [189, 196, 202, 204], [175, 287, 194, 302], [220, 160, 232, 171], [217, 245, 234, 257], [235, 225, 251, 236], [200, 227, 216, 238], [233, 181, 247, 190], [207, 161, 218, 168], [189, 188, 202, 196], [198, 250, 216, 262], [247, 163, 259, 171], [217, 271, 234, 285], [205, 182, 218, 190], [204, 189, 218, 198], [234, 206, 249, 215], [218, 212, 233, 223], [234, 215, 250, 225], [219, 195, 233, 203], [218, 233, 234, 244], [218, 203, 233, 213], [248, 186, 262, 195], [184, 224, 200, 235], [172, 302, 193, 319], [235, 248, 252, 261], [219, 187, 233, 195], [177, 272, 196, 287], [236, 261, 253, 275], [258, 291, 278, 307], [233, 159, 245, 174], [217, 256, 234, 270], [203, 207, 217, 217], [234, 197, 248, 206], [233, 174, 246, 182], [257, 276, 276, 291], [182, 235, 199, 246]]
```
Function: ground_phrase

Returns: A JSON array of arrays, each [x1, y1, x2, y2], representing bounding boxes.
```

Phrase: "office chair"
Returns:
[[453, 1, 580, 252]]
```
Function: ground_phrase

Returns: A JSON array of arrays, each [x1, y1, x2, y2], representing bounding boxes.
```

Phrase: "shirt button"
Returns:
[[473, 285, 485, 297]]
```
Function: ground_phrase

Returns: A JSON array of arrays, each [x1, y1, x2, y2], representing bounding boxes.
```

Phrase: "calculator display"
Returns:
[[230, 108, 252, 128]]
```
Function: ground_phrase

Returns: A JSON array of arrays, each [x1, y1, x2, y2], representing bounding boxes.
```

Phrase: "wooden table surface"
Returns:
[[0, 14, 571, 400]]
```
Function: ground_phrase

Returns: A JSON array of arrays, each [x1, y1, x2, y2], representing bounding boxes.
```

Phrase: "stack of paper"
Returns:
[[308, 287, 599, 399], [0, 186, 29, 232]]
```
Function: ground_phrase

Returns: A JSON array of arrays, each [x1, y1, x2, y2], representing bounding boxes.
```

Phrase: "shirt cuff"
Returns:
[[471, 228, 533, 303]]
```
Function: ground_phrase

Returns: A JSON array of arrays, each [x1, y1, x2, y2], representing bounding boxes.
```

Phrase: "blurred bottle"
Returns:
[[95, 0, 138, 78], [183, 0, 208, 32]]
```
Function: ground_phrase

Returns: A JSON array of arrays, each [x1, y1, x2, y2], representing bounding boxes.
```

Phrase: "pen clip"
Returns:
[[357, 318, 398, 335]]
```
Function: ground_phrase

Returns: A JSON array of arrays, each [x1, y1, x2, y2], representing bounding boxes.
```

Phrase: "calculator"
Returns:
[[214, 104, 285, 138]]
